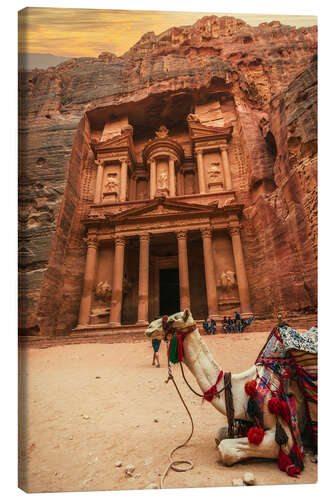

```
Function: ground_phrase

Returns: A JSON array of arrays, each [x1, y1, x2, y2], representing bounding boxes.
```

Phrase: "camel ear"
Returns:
[[183, 308, 190, 322]]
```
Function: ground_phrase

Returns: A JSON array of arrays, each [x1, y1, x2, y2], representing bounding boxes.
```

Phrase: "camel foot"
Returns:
[[218, 430, 280, 466]]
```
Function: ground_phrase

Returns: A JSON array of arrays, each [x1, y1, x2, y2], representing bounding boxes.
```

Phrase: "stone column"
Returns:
[[78, 236, 99, 326], [220, 144, 232, 191], [137, 233, 150, 325], [149, 160, 157, 199], [195, 149, 206, 194], [109, 236, 126, 326], [94, 160, 104, 204], [201, 227, 218, 318], [168, 158, 176, 197], [120, 158, 128, 202], [178, 169, 184, 196], [176, 231, 191, 311], [229, 226, 252, 315], [129, 175, 136, 201]]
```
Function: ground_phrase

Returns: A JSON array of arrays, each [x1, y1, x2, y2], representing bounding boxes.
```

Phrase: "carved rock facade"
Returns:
[[18, 16, 317, 336]]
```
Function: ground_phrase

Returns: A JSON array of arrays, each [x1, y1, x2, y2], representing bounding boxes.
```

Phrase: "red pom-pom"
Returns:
[[268, 397, 282, 415], [279, 400, 290, 423], [245, 380, 257, 398], [247, 426, 265, 445]]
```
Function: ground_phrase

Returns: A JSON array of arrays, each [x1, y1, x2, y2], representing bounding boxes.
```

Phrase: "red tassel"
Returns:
[[248, 426, 265, 445], [244, 380, 257, 398], [203, 370, 224, 402], [278, 449, 301, 478], [279, 400, 290, 423], [268, 397, 282, 415]]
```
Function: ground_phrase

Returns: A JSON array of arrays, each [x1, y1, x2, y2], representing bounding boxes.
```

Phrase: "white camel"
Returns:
[[145, 309, 310, 467]]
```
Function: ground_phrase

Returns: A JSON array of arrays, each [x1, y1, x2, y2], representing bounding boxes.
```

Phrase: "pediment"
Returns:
[[107, 198, 214, 222], [94, 133, 131, 150], [188, 123, 233, 141]]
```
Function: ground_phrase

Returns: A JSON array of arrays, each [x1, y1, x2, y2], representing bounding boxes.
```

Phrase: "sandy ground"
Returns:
[[18, 331, 317, 493]]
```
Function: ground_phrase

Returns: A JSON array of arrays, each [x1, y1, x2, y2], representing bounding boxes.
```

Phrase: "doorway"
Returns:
[[159, 268, 180, 316]]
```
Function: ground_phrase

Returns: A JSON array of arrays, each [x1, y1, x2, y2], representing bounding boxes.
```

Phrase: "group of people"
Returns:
[[203, 312, 255, 334], [203, 318, 217, 335], [151, 312, 255, 367]]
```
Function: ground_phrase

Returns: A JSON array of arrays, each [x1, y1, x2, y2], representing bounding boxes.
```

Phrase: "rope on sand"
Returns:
[[160, 350, 194, 489]]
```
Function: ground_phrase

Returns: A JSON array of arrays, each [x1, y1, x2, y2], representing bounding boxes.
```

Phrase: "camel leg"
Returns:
[[215, 426, 230, 447], [218, 428, 280, 466]]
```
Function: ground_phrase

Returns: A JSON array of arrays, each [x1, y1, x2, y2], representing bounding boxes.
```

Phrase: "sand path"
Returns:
[[18, 331, 317, 492]]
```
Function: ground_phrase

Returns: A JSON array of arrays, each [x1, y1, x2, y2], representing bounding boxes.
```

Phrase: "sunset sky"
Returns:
[[18, 7, 317, 59]]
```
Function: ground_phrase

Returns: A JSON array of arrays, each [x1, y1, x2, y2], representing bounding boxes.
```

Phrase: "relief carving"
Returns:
[[155, 125, 169, 138], [220, 270, 237, 290], [220, 270, 238, 301], [157, 171, 168, 190], [103, 172, 119, 198], [95, 281, 112, 302], [186, 113, 201, 123], [208, 161, 222, 179]]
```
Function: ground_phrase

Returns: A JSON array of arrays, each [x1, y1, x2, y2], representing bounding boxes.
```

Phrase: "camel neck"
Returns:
[[181, 327, 256, 418]]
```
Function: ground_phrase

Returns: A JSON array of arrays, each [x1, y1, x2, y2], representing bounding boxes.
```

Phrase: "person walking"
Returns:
[[151, 338, 161, 367]]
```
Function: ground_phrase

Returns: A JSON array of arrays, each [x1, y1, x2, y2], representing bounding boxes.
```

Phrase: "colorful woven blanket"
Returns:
[[252, 324, 317, 475]]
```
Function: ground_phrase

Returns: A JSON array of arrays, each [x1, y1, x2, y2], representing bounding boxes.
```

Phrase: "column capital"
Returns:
[[195, 148, 204, 156], [95, 159, 104, 167], [200, 227, 213, 239], [114, 235, 126, 247], [176, 230, 187, 240], [220, 143, 228, 152], [85, 236, 99, 248], [119, 156, 129, 165], [139, 233, 150, 243], [229, 226, 241, 237]]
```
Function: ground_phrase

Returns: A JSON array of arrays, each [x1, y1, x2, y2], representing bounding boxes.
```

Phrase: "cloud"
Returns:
[[18, 7, 317, 58]]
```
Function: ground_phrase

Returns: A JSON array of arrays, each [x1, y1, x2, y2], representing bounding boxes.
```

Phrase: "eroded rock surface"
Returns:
[[18, 16, 317, 336]]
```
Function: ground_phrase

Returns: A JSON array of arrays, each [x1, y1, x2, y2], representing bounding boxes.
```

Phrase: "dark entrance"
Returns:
[[159, 268, 180, 316]]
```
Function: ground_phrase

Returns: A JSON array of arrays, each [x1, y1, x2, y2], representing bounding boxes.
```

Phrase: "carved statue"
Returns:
[[220, 270, 237, 290], [157, 171, 168, 190], [155, 125, 169, 138], [186, 113, 200, 123], [95, 281, 112, 301], [208, 161, 222, 178], [104, 172, 119, 194]]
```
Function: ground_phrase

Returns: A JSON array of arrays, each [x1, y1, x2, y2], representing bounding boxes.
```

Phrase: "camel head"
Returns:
[[145, 317, 164, 339], [145, 309, 194, 340]]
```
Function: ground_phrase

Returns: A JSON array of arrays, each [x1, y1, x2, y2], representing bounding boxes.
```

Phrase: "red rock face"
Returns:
[[18, 16, 317, 336]]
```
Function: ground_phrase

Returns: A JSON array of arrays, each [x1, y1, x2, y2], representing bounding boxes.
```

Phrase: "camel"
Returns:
[[145, 309, 314, 469]]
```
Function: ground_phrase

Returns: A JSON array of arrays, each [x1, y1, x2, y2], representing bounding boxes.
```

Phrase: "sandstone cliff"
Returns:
[[18, 16, 317, 335]]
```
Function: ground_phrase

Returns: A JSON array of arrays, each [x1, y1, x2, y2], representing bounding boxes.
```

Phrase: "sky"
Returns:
[[18, 7, 317, 60]]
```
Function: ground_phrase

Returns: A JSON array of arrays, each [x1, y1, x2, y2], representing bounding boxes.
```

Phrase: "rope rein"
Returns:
[[160, 339, 194, 489], [159, 321, 232, 489], [179, 361, 230, 399]]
